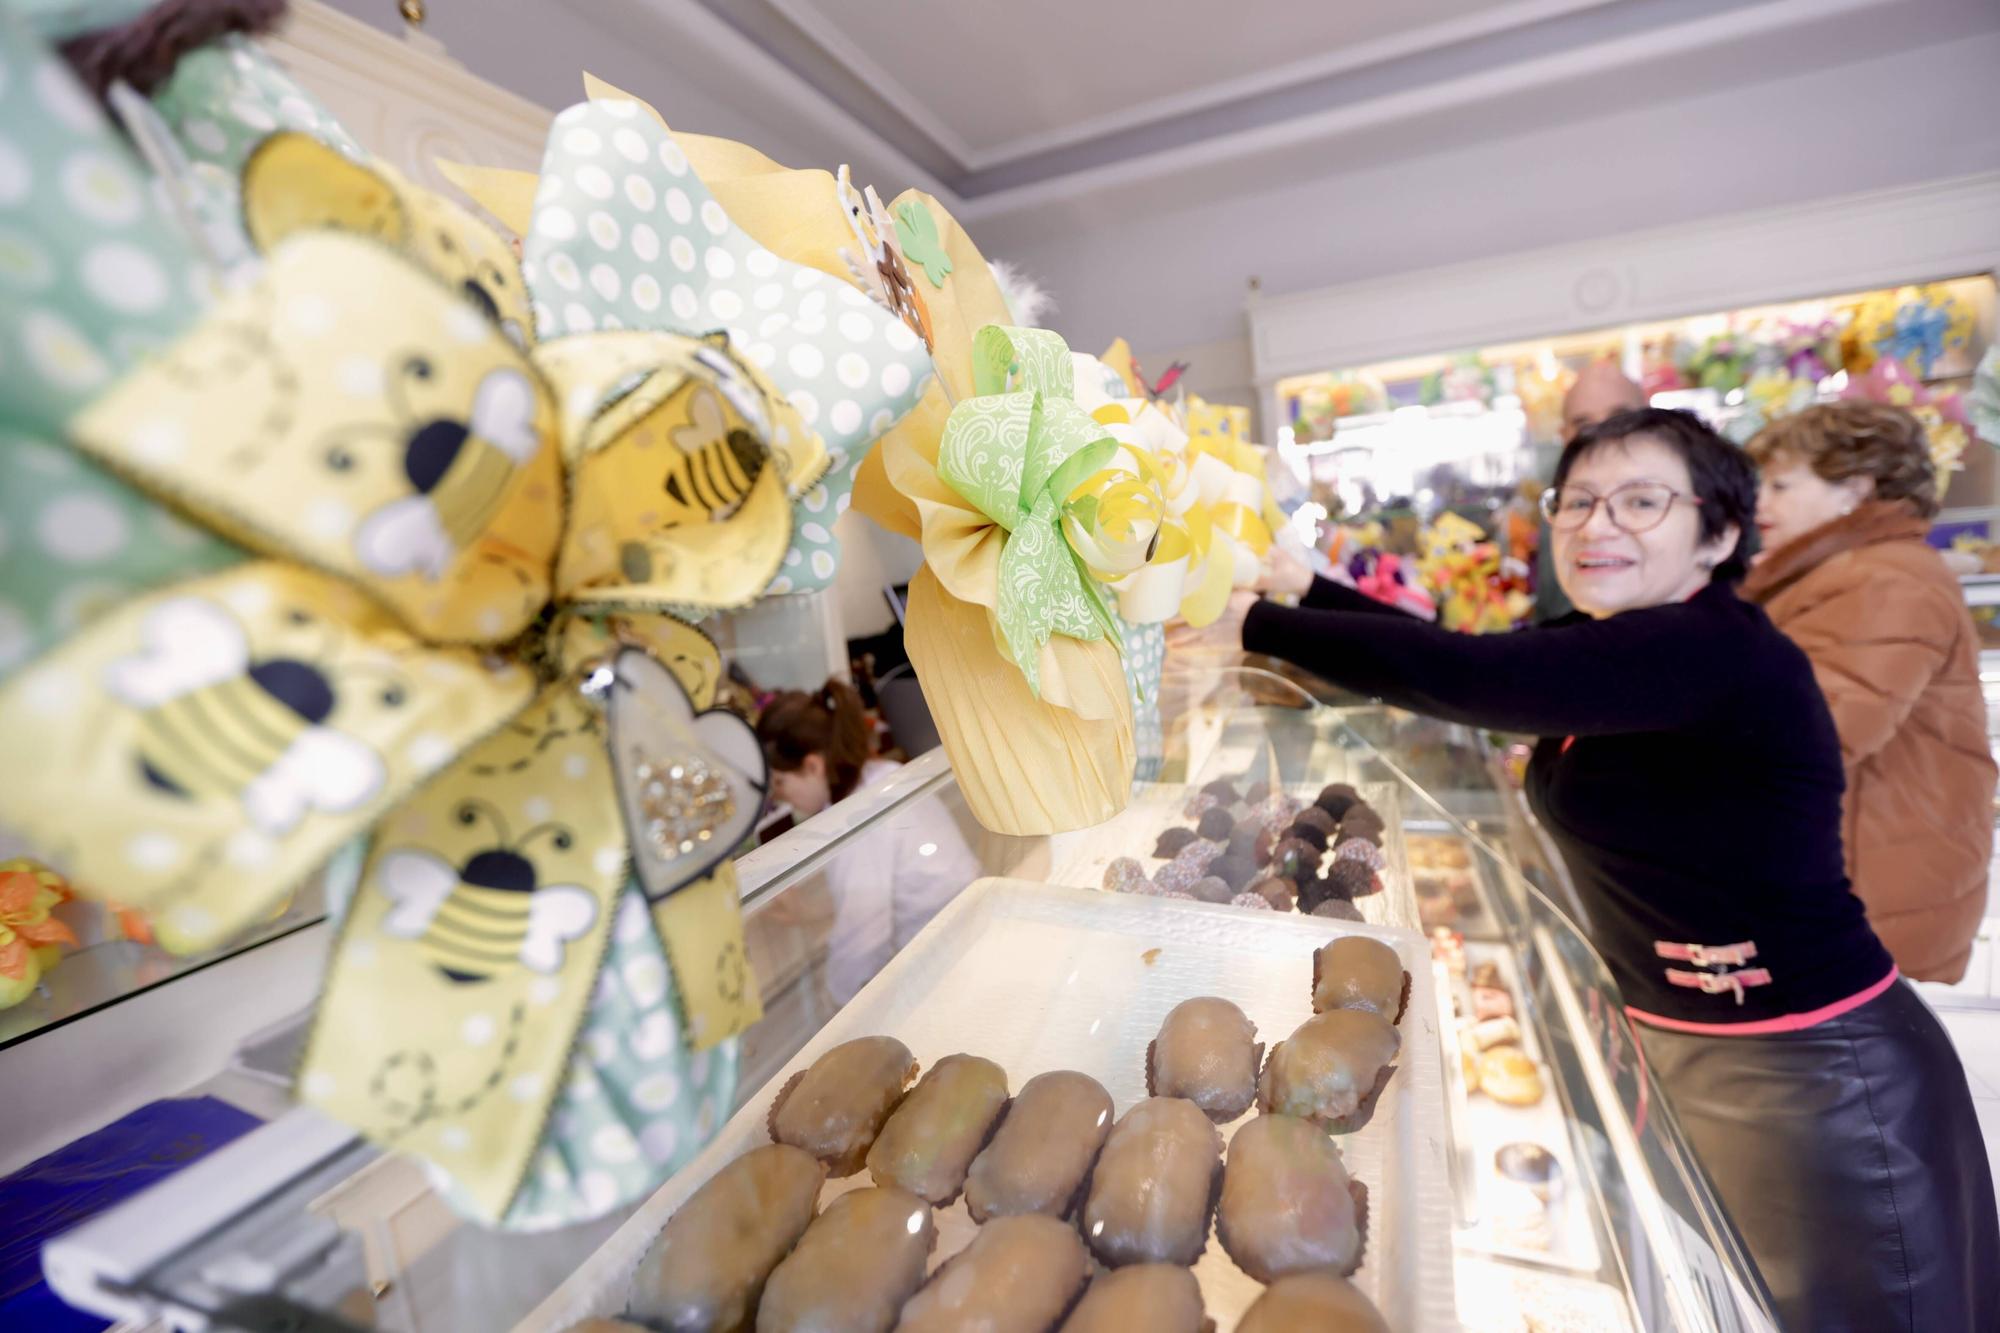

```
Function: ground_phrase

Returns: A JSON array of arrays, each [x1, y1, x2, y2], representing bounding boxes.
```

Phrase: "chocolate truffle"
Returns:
[[1333, 838, 1387, 871], [1182, 790, 1221, 821], [1248, 877, 1296, 911], [1270, 837, 1320, 882], [1200, 778, 1241, 802], [1314, 784, 1362, 819], [1103, 857, 1149, 894], [1230, 891, 1275, 912], [1225, 827, 1261, 863], [1311, 899, 1365, 921], [1244, 781, 1274, 806], [1151, 827, 1200, 859], [1285, 821, 1329, 852], [1325, 860, 1376, 902], [1195, 807, 1236, 843], [1340, 808, 1386, 840], [1252, 825, 1280, 866], [1209, 853, 1257, 892], [1294, 807, 1341, 838], [1188, 876, 1234, 904]]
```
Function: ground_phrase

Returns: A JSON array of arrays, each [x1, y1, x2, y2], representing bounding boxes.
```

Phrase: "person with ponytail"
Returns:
[[757, 677, 979, 1004]]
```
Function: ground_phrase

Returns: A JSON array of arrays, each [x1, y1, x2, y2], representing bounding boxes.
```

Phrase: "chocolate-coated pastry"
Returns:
[[628, 1143, 826, 1333], [1200, 778, 1241, 802], [1252, 823, 1280, 866], [1312, 899, 1364, 921], [1324, 860, 1377, 901], [1244, 780, 1274, 805], [755, 1186, 935, 1333], [867, 1053, 1009, 1205], [1082, 1097, 1223, 1266], [1293, 806, 1341, 837], [1218, 1113, 1367, 1282], [1313, 935, 1407, 1021], [1496, 1141, 1562, 1200], [768, 1036, 918, 1175], [1225, 826, 1260, 863], [1295, 873, 1333, 915], [1103, 857, 1149, 894], [1208, 852, 1257, 892], [1332, 837, 1386, 870], [1152, 827, 1200, 859], [1188, 875, 1234, 904], [1340, 808, 1386, 840], [1249, 876, 1296, 911], [1147, 996, 1262, 1122], [1259, 1009, 1401, 1131], [1236, 1273, 1389, 1333], [1195, 806, 1236, 842], [897, 1214, 1092, 1333], [1270, 837, 1320, 882], [1169, 839, 1224, 876], [1284, 820, 1328, 851], [1230, 891, 1275, 911], [1313, 783, 1362, 819], [1059, 1264, 1208, 1333], [965, 1071, 1114, 1221]]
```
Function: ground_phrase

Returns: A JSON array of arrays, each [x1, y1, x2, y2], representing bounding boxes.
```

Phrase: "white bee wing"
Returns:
[[355, 494, 454, 581], [519, 884, 599, 974], [376, 848, 460, 939], [691, 345, 769, 437], [242, 727, 386, 834], [102, 597, 250, 707], [692, 708, 768, 799], [668, 385, 727, 455], [468, 366, 541, 464]]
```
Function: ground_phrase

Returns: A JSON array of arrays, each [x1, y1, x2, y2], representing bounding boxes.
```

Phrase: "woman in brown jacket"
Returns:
[[1745, 401, 1995, 982]]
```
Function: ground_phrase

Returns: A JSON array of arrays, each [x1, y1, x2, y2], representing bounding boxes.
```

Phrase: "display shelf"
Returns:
[[33, 673, 1776, 1333]]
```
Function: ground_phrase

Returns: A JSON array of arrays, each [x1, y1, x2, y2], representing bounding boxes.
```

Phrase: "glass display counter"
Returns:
[[38, 665, 1776, 1333]]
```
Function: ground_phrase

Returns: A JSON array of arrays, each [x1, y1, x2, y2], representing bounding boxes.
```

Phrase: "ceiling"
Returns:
[[697, 0, 1610, 173]]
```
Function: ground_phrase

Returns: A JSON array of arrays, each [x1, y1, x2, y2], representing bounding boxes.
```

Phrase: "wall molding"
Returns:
[[1248, 170, 2000, 405], [268, 1, 554, 195]]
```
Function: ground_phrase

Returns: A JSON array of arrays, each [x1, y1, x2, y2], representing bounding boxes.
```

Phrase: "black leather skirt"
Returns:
[[1637, 981, 1999, 1332]]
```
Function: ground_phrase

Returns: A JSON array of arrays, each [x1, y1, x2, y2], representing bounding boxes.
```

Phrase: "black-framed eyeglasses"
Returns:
[[1539, 481, 1703, 533]]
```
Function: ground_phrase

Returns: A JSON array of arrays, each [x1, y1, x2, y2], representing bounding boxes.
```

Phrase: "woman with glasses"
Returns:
[[1224, 408, 1996, 1330], [1743, 402, 1995, 984]]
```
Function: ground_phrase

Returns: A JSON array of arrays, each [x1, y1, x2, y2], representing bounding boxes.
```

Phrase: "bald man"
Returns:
[[1535, 360, 1648, 619]]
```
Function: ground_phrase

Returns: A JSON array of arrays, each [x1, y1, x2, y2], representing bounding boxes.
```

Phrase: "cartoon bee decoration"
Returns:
[[243, 132, 533, 350], [335, 356, 542, 581], [377, 800, 598, 985], [103, 598, 392, 836], [658, 383, 765, 526]]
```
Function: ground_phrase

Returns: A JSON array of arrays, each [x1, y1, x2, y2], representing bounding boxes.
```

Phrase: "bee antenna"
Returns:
[[454, 797, 510, 844], [517, 822, 575, 854]]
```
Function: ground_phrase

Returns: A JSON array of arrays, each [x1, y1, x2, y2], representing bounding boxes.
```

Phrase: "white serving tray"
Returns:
[[519, 878, 1455, 1332]]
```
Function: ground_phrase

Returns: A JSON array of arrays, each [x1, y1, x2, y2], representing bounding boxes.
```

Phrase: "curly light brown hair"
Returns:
[[1745, 401, 1940, 518]]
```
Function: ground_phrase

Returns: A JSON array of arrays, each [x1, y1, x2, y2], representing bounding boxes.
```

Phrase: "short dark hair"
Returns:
[[1552, 407, 1757, 582]]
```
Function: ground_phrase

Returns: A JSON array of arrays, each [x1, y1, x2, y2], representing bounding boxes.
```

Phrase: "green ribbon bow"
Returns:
[[938, 326, 1124, 696]]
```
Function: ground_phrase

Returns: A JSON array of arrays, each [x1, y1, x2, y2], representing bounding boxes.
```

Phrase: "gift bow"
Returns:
[[937, 326, 1146, 695]]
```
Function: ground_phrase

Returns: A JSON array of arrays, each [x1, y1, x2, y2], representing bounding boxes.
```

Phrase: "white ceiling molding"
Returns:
[[955, 0, 1893, 224], [572, 0, 963, 205], [775, 0, 1630, 173], [1248, 170, 2000, 391]]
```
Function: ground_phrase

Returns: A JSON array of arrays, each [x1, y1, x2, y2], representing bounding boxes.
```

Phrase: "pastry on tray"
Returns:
[[625, 1143, 824, 1333], [1258, 1010, 1401, 1132], [1195, 806, 1236, 842], [964, 1070, 1114, 1222], [1497, 1141, 1562, 1201], [1147, 997, 1263, 1123], [1313, 783, 1363, 820], [768, 1036, 918, 1176], [865, 1053, 1009, 1206], [754, 1186, 935, 1333], [1217, 1113, 1368, 1283], [1312, 936, 1409, 1023], [1236, 1272, 1389, 1333], [1152, 827, 1200, 859], [896, 1214, 1093, 1333], [1477, 1046, 1545, 1106], [1081, 1096, 1223, 1267], [1058, 1264, 1210, 1333]]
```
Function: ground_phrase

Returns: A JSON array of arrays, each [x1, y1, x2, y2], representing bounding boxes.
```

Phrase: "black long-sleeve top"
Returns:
[[1244, 577, 1894, 1028]]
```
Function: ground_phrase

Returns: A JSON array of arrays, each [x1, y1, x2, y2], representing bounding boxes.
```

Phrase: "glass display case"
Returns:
[[37, 664, 1777, 1333]]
